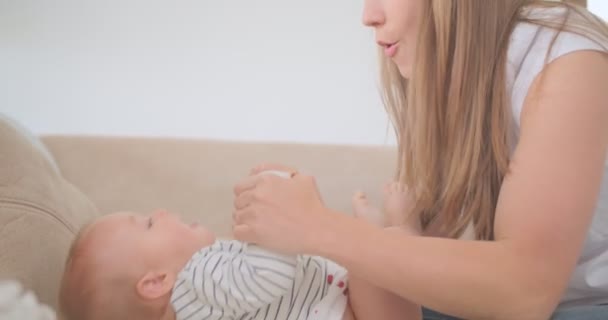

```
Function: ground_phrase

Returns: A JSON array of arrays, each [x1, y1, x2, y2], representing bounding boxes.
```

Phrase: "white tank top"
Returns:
[[507, 8, 608, 307]]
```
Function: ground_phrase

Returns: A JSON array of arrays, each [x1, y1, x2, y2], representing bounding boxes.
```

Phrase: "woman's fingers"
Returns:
[[230, 169, 329, 255], [233, 174, 263, 196], [233, 223, 255, 242], [233, 206, 264, 243], [235, 165, 295, 196], [233, 206, 257, 225], [250, 163, 298, 176], [234, 189, 256, 210]]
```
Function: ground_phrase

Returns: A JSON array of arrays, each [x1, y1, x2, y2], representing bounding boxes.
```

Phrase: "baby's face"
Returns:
[[88, 210, 216, 277]]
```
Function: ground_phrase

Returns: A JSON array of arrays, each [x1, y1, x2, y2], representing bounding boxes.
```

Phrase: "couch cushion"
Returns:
[[0, 116, 99, 311]]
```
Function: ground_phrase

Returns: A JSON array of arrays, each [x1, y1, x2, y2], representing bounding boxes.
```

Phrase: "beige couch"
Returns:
[[0, 116, 396, 318]]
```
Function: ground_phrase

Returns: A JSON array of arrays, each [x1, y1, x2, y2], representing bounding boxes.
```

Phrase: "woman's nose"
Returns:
[[362, 0, 385, 27]]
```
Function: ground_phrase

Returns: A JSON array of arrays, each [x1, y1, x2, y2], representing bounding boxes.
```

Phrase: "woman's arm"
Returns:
[[313, 51, 608, 320]]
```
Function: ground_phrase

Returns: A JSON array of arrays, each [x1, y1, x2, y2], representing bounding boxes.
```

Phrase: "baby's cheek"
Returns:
[[180, 228, 205, 250]]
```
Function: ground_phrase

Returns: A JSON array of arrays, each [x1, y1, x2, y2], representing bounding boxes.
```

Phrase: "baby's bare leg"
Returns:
[[351, 192, 384, 226], [347, 267, 422, 320], [383, 182, 420, 231], [348, 185, 422, 320], [341, 303, 356, 320], [346, 226, 422, 320]]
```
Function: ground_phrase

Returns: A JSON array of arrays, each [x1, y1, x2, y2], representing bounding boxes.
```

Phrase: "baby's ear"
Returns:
[[136, 271, 176, 300]]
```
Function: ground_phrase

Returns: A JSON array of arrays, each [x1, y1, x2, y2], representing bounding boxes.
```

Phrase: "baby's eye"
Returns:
[[147, 217, 153, 229]]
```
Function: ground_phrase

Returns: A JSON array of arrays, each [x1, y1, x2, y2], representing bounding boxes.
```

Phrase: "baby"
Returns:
[[59, 208, 356, 320], [59, 179, 412, 320]]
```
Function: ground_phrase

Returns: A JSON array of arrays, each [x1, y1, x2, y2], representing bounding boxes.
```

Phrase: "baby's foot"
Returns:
[[352, 191, 384, 227], [383, 182, 414, 227]]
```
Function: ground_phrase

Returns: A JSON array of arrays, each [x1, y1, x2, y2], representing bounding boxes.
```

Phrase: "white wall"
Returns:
[[589, 0, 608, 19], [2, 1, 607, 146], [0, 0, 393, 146]]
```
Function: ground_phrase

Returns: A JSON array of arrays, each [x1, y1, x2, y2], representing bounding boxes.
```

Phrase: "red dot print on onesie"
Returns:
[[338, 281, 345, 288], [327, 274, 334, 284]]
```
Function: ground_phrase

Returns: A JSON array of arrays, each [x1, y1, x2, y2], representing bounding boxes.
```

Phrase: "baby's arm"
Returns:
[[178, 240, 298, 317]]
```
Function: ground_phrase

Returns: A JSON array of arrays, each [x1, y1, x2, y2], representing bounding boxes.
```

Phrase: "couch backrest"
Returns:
[[41, 136, 397, 238]]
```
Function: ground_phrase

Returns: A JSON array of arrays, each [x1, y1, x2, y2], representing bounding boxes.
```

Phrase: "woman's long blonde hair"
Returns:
[[382, 0, 608, 240]]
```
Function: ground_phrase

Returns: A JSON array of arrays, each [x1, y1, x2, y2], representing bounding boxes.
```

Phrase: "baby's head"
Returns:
[[59, 210, 215, 320]]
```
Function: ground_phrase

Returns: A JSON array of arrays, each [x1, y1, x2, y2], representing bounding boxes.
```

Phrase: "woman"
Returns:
[[233, 1, 608, 319]]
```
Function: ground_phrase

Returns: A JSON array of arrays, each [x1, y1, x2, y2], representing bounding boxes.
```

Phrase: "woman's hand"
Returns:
[[232, 163, 334, 254]]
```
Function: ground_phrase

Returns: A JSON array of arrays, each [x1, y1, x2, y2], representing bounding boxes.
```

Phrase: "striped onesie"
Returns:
[[170, 240, 349, 320]]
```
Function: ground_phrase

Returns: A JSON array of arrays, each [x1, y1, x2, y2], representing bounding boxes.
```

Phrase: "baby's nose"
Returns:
[[151, 209, 170, 219]]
